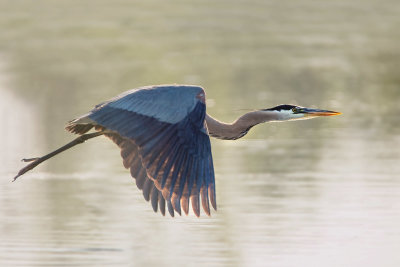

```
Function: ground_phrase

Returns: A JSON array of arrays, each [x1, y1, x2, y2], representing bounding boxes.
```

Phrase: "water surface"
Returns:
[[1, 0, 400, 266]]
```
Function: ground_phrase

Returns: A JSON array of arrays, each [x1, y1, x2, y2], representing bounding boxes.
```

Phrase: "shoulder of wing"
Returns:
[[92, 85, 205, 124]]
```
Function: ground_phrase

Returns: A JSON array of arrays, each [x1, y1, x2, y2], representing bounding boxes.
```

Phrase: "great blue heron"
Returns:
[[14, 85, 341, 217]]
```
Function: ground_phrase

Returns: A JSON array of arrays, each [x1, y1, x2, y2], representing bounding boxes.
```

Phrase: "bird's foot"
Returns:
[[13, 158, 41, 182]]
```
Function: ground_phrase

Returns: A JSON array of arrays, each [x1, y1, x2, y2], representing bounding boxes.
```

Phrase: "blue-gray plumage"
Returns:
[[69, 85, 215, 217], [14, 84, 341, 217]]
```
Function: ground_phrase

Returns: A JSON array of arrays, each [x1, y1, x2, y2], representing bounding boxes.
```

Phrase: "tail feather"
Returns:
[[65, 115, 96, 135], [65, 123, 94, 134]]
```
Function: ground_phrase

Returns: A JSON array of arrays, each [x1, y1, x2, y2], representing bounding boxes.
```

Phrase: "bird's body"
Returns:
[[15, 84, 341, 217]]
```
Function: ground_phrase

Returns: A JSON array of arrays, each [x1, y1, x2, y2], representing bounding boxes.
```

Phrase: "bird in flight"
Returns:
[[14, 85, 341, 217]]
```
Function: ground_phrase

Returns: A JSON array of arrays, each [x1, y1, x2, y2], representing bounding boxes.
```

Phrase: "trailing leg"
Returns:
[[13, 131, 104, 182]]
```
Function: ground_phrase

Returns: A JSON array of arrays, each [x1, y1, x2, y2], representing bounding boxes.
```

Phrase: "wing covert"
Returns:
[[94, 85, 202, 124]]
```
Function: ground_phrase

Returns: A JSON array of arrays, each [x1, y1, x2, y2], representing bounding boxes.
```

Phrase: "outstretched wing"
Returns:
[[69, 85, 216, 217]]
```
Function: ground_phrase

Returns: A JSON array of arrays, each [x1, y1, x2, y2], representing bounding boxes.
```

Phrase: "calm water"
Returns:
[[1, 0, 400, 266]]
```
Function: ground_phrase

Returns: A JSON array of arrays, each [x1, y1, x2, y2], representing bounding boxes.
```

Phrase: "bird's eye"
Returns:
[[292, 107, 298, 113]]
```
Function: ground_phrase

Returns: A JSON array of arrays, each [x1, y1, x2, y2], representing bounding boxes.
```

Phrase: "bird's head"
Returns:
[[262, 104, 341, 122]]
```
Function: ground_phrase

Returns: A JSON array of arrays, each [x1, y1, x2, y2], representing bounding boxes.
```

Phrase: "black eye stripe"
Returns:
[[263, 104, 297, 111]]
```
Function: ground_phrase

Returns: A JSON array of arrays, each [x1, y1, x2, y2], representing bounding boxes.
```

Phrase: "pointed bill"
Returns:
[[300, 108, 342, 117]]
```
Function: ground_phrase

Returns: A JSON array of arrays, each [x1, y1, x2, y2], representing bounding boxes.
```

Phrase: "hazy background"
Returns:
[[1, 0, 399, 266]]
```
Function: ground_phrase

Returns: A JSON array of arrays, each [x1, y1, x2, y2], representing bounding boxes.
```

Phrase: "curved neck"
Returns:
[[205, 110, 278, 140]]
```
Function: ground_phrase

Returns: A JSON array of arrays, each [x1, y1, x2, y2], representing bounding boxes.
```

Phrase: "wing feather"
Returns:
[[201, 187, 210, 216], [150, 185, 159, 212], [158, 193, 166, 216], [135, 168, 147, 190], [191, 194, 200, 217], [70, 85, 216, 217], [142, 178, 153, 201], [167, 199, 174, 217]]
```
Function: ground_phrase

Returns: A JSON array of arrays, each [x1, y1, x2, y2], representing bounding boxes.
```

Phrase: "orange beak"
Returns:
[[299, 108, 342, 117]]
